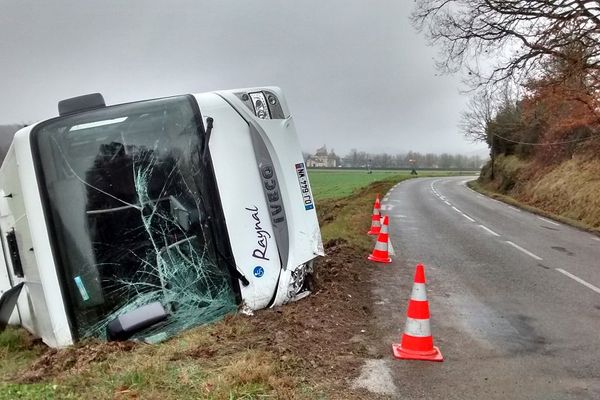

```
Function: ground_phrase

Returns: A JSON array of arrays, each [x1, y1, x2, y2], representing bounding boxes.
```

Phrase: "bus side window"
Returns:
[[6, 229, 23, 278]]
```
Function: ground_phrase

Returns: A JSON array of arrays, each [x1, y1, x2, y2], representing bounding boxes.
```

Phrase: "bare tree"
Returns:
[[460, 89, 496, 142], [412, 0, 600, 88]]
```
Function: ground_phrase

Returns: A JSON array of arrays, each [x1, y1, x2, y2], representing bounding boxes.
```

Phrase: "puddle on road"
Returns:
[[551, 246, 575, 256], [448, 293, 549, 355], [541, 225, 560, 231]]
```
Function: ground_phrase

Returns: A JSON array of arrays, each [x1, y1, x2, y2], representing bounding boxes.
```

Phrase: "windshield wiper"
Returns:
[[199, 116, 249, 287], [202, 117, 214, 164]]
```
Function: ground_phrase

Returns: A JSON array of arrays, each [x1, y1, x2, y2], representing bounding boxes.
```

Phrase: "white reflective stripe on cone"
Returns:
[[374, 240, 388, 251], [388, 240, 395, 256], [404, 317, 432, 337], [410, 283, 428, 301], [380, 224, 388, 234]]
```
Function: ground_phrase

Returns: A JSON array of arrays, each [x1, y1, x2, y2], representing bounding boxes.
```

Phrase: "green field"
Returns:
[[308, 169, 475, 200]]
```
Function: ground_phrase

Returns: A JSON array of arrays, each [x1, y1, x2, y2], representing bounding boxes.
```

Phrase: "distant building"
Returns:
[[306, 145, 338, 168]]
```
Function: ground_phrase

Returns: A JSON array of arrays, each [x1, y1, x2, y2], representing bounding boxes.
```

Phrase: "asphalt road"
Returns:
[[359, 176, 600, 399]]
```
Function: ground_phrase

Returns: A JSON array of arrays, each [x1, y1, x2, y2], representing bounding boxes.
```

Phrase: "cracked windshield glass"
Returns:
[[33, 96, 237, 341]]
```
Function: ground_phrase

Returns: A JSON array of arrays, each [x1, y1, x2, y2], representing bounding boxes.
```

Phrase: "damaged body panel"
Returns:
[[0, 87, 322, 347]]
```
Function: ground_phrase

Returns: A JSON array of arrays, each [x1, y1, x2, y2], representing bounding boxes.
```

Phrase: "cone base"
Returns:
[[368, 254, 392, 263], [391, 343, 443, 362]]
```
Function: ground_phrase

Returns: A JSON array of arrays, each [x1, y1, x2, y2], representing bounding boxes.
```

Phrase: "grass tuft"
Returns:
[[0, 328, 29, 352]]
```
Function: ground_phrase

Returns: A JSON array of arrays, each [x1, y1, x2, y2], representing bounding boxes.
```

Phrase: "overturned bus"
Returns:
[[0, 87, 323, 347]]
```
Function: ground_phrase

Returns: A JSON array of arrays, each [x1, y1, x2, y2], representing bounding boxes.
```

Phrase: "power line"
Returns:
[[491, 131, 600, 145]]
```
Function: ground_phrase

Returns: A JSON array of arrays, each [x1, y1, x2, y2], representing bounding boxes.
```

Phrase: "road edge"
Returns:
[[466, 179, 600, 237]]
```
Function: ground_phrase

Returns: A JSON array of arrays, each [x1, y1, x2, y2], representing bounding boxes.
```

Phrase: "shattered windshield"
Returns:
[[32, 96, 238, 341]]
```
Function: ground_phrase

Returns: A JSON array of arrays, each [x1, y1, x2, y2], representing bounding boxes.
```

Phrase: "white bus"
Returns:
[[0, 87, 323, 347]]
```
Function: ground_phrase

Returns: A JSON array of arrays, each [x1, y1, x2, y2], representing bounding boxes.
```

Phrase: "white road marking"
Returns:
[[506, 205, 521, 212], [593, 237, 600, 242], [383, 196, 389, 202], [505, 241, 543, 261], [430, 180, 441, 196], [479, 225, 500, 236], [448, 205, 475, 222], [443, 200, 451, 206], [537, 216, 560, 227], [556, 268, 600, 295], [462, 213, 475, 222]]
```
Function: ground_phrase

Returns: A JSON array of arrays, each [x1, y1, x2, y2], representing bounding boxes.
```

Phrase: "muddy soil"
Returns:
[[12, 240, 385, 399], [184, 238, 385, 398]]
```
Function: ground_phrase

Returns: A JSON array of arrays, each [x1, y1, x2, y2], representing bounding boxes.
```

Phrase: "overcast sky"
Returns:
[[0, 0, 486, 156]]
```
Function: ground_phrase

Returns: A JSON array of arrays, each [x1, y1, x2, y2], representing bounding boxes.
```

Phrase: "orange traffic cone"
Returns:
[[392, 264, 443, 361], [368, 215, 392, 263], [367, 194, 382, 235]]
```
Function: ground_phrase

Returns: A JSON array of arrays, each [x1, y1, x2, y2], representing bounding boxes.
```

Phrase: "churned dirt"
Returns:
[[175, 237, 383, 399], [9, 239, 383, 399], [3, 178, 401, 399]]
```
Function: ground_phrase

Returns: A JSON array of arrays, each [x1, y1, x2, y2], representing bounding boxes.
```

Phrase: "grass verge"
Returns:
[[317, 176, 417, 249]]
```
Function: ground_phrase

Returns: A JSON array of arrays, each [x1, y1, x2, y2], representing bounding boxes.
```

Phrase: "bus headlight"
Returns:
[[249, 92, 271, 119]]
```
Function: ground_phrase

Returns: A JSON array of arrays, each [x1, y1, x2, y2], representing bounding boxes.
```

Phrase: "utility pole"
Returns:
[[490, 133, 495, 180]]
